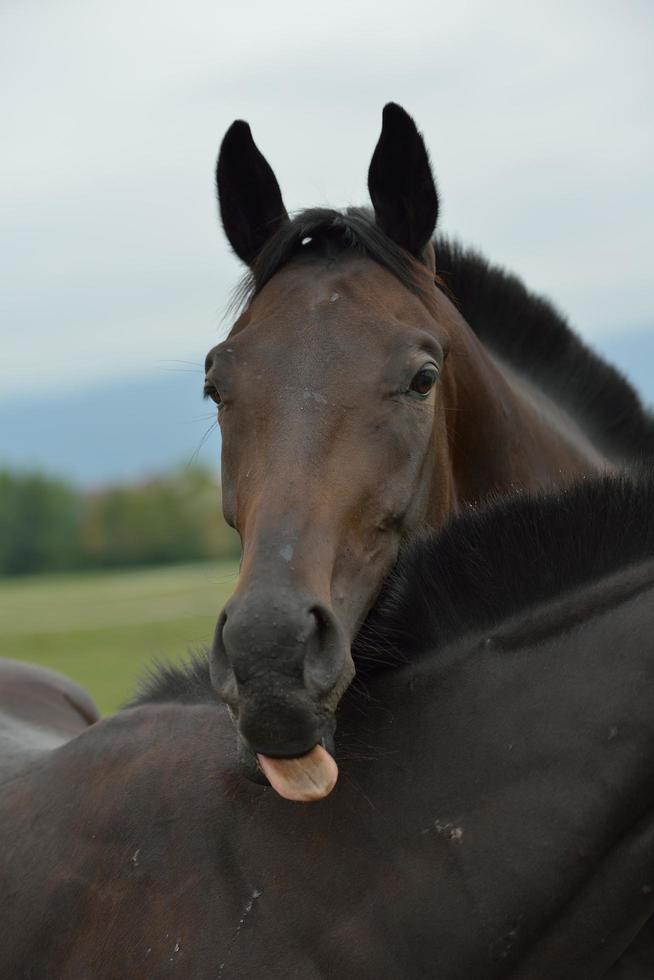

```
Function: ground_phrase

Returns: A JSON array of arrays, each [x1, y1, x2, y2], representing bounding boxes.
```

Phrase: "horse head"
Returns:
[[206, 105, 459, 796]]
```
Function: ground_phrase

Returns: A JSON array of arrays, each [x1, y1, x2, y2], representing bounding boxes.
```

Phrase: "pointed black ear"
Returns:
[[216, 121, 288, 266], [367, 103, 439, 257]]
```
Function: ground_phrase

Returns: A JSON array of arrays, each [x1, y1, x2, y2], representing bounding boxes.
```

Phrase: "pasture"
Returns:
[[0, 561, 238, 714]]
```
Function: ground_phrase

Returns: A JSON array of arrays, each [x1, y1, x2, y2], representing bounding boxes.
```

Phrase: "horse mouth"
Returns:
[[237, 729, 338, 802]]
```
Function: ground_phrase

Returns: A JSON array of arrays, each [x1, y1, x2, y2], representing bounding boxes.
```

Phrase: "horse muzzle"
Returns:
[[209, 588, 352, 799]]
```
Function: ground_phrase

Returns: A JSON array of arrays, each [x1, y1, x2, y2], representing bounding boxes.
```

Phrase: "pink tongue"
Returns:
[[257, 744, 338, 802]]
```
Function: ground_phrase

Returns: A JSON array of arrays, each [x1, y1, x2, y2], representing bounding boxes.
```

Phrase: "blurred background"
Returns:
[[1, 0, 652, 712]]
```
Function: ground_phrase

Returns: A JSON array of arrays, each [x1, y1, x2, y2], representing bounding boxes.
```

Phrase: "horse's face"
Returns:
[[207, 257, 451, 748], [208, 104, 445, 794]]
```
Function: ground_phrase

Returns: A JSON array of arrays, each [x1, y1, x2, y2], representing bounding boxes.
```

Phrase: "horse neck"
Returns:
[[431, 307, 609, 515]]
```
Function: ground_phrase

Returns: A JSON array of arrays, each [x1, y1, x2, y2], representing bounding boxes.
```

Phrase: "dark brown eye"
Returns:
[[409, 366, 439, 397], [203, 382, 222, 406]]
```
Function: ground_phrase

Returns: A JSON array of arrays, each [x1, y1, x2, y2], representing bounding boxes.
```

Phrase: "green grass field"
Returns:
[[0, 561, 239, 715]]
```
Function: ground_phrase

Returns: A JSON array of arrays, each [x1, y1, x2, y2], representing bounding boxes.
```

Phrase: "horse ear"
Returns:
[[367, 103, 439, 257], [216, 120, 289, 266]]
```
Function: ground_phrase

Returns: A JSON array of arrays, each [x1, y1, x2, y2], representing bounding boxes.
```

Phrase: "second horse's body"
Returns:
[[3, 473, 654, 978]]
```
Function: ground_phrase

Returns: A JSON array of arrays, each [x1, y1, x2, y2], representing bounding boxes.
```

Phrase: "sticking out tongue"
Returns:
[[257, 744, 338, 801]]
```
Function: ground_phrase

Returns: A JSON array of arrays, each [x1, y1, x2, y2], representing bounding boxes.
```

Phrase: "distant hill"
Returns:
[[0, 330, 651, 486], [0, 370, 220, 486]]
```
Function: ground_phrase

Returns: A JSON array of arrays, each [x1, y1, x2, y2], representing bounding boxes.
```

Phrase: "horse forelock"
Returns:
[[230, 207, 431, 314]]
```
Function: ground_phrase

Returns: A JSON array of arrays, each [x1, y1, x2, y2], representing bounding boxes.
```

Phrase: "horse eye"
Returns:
[[409, 366, 439, 397], [203, 382, 222, 406]]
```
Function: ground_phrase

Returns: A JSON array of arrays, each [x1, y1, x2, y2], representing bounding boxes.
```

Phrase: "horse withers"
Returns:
[[3, 473, 654, 977], [206, 103, 654, 794]]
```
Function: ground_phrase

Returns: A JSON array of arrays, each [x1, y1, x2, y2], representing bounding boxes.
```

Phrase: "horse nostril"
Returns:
[[212, 593, 348, 712], [209, 610, 239, 706], [303, 603, 347, 697]]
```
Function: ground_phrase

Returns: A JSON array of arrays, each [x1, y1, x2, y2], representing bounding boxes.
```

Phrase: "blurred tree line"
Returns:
[[0, 467, 240, 576]]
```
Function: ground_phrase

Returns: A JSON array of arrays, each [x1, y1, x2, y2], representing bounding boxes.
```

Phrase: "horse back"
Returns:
[[0, 659, 99, 775]]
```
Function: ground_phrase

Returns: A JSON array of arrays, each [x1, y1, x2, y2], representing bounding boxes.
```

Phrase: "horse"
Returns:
[[0, 658, 99, 765], [205, 102, 654, 793], [3, 471, 654, 978]]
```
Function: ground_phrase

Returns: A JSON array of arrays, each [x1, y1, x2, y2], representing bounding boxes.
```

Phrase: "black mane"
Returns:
[[355, 470, 654, 669], [127, 650, 214, 708], [434, 237, 654, 463], [131, 471, 654, 707]]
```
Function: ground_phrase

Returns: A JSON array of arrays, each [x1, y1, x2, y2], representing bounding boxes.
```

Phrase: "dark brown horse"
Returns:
[[3, 472, 654, 978], [206, 102, 654, 794]]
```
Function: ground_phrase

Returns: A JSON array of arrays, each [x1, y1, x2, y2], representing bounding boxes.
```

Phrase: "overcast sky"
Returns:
[[1, 0, 652, 398]]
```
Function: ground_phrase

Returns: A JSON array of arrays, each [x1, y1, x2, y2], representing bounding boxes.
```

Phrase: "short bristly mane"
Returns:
[[130, 471, 654, 707], [127, 650, 214, 708], [354, 470, 654, 670]]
